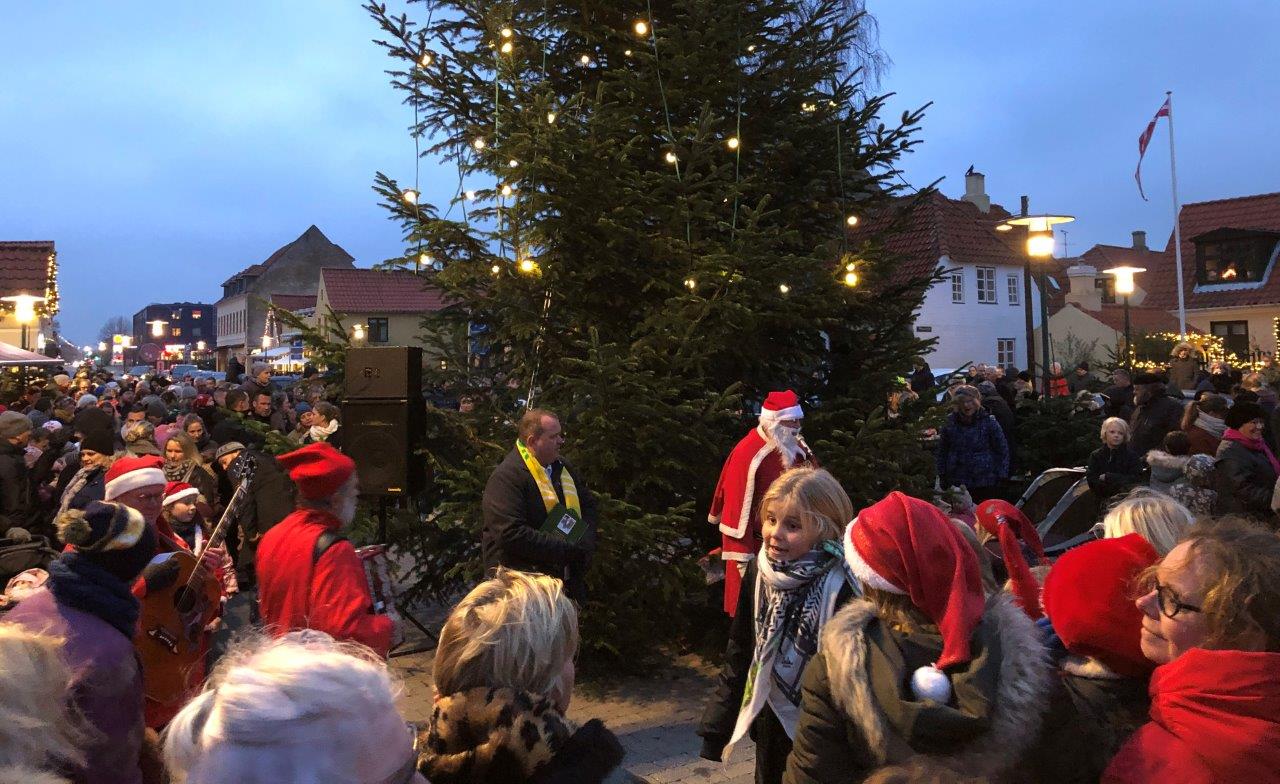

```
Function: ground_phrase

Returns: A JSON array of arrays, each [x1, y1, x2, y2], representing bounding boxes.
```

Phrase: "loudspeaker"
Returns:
[[345, 346, 423, 401], [341, 399, 427, 497]]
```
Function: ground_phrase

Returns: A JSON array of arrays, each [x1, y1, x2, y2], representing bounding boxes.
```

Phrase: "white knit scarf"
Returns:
[[1195, 412, 1226, 439]]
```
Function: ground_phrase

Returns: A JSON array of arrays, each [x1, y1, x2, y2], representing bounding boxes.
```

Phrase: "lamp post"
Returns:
[[996, 214, 1075, 393], [1, 293, 46, 351], [1104, 265, 1146, 371]]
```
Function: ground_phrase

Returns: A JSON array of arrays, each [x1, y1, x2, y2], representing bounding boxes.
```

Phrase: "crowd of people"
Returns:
[[2, 349, 1280, 783]]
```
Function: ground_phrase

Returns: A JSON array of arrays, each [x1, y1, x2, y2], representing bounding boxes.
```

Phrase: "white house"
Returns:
[[853, 171, 1044, 371]]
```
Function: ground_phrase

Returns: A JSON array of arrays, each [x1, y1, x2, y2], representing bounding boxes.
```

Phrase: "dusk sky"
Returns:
[[3, 1, 1277, 345]]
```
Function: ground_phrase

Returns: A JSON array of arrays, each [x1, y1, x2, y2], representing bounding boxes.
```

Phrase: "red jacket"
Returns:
[[1104, 648, 1280, 783], [1048, 375, 1070, 398], [255, 507, 393, 657]]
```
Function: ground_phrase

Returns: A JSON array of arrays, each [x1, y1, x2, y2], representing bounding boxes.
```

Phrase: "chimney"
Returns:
[[1020, 195, 1029, 216], [1131, 230, 1147, 251], [962, 169, 990, 213], [1063, 263, 1102, 311]]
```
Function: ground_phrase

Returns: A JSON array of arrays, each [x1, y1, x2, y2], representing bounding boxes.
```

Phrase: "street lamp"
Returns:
[[148, 319, 168, 338], [97, 341, 107, 353], [352, 323, 366, 345], [1104, 265, 1146, 370], [196, 340, 206, 352], [997, 213, 1075, 394], [1, 293, 45, 351]]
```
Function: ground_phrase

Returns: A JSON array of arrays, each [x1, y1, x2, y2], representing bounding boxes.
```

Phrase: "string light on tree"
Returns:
[[846, 214, 859, 227], [518, 257, 539, 274], [801, 101, 817, 113], [579, 54, 592, 66], [401, 188, 419, 205], [500, 40, 514, 54], [624, 49, 633, 57], [508, 159, 519, 168], [465, 189, 477, 201], [747, 44, 757, 52], [500, 27, 513, 38], [779, 283, 790, 294], [726, 136, 740, 150], [664, 151, 678, 164], [684, 278, 696, 290], [500, 183, 514, 197], [633, 20, 649, 36], [418, 51, 433, 68], [472, 137, 486, 150], [491, 264, 501, 275], [546, 111, 557, 124]]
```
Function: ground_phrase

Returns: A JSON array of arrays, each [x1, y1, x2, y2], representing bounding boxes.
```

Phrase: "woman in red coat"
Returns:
[[1104, 518, 1280, 783]]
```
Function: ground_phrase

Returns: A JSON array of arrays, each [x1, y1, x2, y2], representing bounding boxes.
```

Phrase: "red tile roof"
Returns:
[[222, 225, 353, 286], [269, 293, 317, 312], [320, 268, 448, 314], [848, 191, 1021, 286], [1081, 244, 1168, 277], [0, 241, 56, 301], [1143, 192, 1280, 310]]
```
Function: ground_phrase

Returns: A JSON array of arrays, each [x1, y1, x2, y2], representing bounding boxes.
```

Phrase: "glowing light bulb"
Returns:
[[1027, 231, 1055, 258], [501, 184, 513, 197], [633, 20, 649, 36], [843, 271, 859, 287], [465, 189, 477, 201], [401, 189, 419, 204], [779, 283, 790, 294], [473, 137, 486, 150], [995, 223, 1013, 232], [624, 49, 633, 56], [726, 137, 740, 150], [508, 159, 519, 168], [747, 44, 757, 52], [802, 102, 816, 113], [418, 252, 432, 267], [500, 41, 514, 54], [547, 111, 557, 124], [846, 214, 859, 227], [500, 27, 513, 38], [519, 258, 538, 274], [491, 264, 501, 275], [684, 278, 696, 290], [419, 51, 433, 67], [664, 151, 678, 164], [580, 54, 591, 65]]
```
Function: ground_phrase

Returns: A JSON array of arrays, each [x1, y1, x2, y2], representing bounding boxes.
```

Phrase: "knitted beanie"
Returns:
[[56, 501, 157, 583]]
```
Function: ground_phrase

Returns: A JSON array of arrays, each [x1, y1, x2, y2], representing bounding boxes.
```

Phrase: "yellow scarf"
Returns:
[[516, 439, 580, 515]]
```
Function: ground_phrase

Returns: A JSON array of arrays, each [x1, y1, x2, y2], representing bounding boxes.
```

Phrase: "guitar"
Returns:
[[135, 459, 256, 706]]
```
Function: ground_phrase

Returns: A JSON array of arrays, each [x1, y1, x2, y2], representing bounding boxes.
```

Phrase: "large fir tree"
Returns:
[[364, 0, 938, 664]]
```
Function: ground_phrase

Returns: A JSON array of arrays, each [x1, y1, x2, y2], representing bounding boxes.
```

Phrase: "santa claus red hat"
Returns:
[[758, 390, 803, 423], [104, 455, 167, 501], [1043, 534, 1158, 678], [975, 499, 1046, 620], [162, 481, 200, 507], [276, 442, 355, 500], [844, 491, 985, 702]]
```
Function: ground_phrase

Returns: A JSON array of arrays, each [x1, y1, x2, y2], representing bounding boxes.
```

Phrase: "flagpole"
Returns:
[[1167, 90, 1187, 336]]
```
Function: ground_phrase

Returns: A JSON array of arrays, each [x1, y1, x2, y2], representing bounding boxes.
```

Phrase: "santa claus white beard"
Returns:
[[765, 421, 803, 466]]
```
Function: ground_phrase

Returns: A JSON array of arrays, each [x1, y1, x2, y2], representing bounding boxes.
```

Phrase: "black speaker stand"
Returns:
[[374, 496, 438, 658]]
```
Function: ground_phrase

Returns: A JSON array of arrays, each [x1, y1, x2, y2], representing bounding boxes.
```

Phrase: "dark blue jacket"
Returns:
[[937, 409, 1009, 489]]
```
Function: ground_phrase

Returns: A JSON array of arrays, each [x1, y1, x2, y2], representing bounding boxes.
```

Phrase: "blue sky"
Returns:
[[3, 1, 1277, 344]]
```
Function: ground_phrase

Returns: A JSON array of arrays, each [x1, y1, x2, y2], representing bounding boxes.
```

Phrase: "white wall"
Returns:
[[911, 255, 1043, 370]]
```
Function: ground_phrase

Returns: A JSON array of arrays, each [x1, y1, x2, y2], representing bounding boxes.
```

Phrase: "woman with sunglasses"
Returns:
[[1103, 518, 1280, 783], [163, 631, 427, 784]]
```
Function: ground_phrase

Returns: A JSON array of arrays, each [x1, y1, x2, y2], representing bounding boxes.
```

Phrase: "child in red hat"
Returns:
[[785, 491, 1053, 784]]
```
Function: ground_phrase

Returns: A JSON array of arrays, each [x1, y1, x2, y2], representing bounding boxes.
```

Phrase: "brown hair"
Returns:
[[758, 467, 852, 543], [518, 408, 558, 444], [864, 586, 930, 634], [1156, 518, 1280, 652]]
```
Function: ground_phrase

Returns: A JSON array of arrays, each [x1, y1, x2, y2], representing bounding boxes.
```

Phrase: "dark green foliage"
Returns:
[[363, 0, 937, 665], [1013, 397, 1101, 477]]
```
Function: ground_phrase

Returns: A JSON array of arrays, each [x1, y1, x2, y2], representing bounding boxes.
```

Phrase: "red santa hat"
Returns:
[[844, 491, 985, 703], [277, 442, 355, 500], [974, 499, 1046, 620], [162, 481, 200, 507], [104, 455, 167, 501], [758, 390, 803, 423], [1043, 534, 1158, 678]]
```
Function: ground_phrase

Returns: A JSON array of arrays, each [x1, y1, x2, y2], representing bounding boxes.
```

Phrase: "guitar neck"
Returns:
[[186, 473, 253, 588]]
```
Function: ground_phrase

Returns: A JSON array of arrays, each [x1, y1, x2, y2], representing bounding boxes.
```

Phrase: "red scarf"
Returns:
[[1222, 428, 1280, 475]]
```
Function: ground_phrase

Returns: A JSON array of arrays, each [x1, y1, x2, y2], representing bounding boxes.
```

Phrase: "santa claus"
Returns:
[[708, 389, 818, 615]]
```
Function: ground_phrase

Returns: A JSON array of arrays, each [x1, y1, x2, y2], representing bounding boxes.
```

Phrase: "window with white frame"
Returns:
[[1007, 274, 1020, 305], [951, 271, 964, 303], [996, 338, 1016, 367], [976, 267, 997, 304]]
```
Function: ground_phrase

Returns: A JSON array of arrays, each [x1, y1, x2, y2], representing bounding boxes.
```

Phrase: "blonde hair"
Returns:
[[0, 627, 87, 773], [1177, 518, 1280, 652], [433, 569, 579, 699], [163, 632, 408, 784], [1099, 417, 1130, 443], [165, 431, 203, 465], [1102, 487, 1194, 556], [758, 467, 853, 543]]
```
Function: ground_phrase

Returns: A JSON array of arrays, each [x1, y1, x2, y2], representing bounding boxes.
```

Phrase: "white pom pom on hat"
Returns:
[[911, 664, 952, 704]]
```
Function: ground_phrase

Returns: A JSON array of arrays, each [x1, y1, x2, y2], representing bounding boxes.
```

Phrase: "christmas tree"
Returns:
[[364, 0, 938, 665]]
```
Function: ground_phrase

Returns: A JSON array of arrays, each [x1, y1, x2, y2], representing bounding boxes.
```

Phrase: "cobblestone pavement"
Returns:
[[392, 645, 756, 784]]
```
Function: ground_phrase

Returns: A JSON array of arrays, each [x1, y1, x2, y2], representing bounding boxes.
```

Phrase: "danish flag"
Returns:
[[1135, 97, 1171, 201]]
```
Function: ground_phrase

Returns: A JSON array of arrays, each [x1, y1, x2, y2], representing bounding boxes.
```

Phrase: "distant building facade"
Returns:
[[131, 302, 216, 363], [0, 241, 58, 353], [313, 268, 447, 358]]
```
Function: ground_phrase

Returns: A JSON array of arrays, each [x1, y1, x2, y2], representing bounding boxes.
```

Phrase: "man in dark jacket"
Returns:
[[1127, 373, 1184, 456], [211, 389, 264, 449], [1103, 369, 1136, 421], [481, 408, 598, 601], [225, 352, 245, 385], [239, 362, 274, 401], [1067, 362, 1095, 395], [978, 380, 1016, 449], [909, 358, 934, 395], [0, 410, 35, 533]]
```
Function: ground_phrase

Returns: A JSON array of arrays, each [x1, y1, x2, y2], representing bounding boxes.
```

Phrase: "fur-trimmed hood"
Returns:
[[419, 687, 629, 784], [1145, 449, 1190, 483], [819, 593, 1052, 779]]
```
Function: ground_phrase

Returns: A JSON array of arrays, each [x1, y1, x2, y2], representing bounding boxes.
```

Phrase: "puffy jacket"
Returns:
[[1214, 438, 1278, 519], [937, 410, 1009, 490], [782, 595, 1052, 784], [0, 439, 35, 531], [1104, 648, 1280, 784], [1143, 450, 1189, 494]]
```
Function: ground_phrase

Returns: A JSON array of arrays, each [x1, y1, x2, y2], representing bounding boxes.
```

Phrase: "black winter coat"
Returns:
[[481, 448, 598, 601], [0, 440, 34, 532], [699, 561, 857, 783], [1127, 395, 1184, 456], [1214, 439, 1278, 521], [981, 393, 1017, 447], [1030, 659, 1150, 784], [1086, 445, 1144, 500], [1102, 384, 1135, 421], [224, 449, 295, 587]]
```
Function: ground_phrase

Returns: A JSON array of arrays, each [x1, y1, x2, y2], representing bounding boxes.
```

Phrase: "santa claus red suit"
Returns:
[[708, 390, 818, 615], [255, 443, 394, 657]]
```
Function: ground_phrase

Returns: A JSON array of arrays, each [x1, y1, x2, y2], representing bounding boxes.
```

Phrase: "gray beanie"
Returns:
[[251, 362, 270, 376], [0, 411, 33, 439], [76, 393, 99, 409]]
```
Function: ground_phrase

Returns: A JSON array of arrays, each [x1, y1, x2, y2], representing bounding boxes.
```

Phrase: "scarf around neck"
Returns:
[[1223, 428, 1280, 474], [724, 541, 855, 753], [46, 554, 140, 639], [1195, 412, 1227, 439], [308, 418, 340, 442]]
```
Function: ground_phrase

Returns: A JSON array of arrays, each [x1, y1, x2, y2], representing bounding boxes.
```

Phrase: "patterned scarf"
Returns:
[[46, 554, 140, 639], [164, 459, 197, 483], [724, 541, 855, 752]]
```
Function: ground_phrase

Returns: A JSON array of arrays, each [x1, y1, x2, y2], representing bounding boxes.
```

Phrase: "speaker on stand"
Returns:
[[342, 346, 435, 655]]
